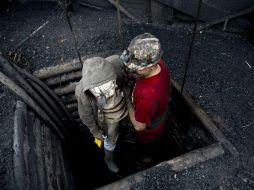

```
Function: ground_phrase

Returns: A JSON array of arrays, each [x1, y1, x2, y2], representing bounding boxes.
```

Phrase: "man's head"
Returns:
[[120, 33, 162, 76], [89, 79, 116, 99]]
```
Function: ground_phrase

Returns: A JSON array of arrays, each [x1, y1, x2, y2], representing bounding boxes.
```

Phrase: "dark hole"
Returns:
[[63, 86, 215, 190]]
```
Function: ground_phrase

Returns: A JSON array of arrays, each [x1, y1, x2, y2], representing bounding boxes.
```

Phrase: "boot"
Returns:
[[104, 150, 119, 173]]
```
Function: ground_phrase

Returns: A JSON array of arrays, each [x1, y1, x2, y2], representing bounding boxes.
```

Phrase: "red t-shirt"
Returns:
[[132, 59, 171, 144]]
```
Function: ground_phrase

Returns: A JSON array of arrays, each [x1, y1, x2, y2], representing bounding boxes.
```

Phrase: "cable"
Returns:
[[116, 0, 123, 49], [181, 0, 202, 94], [63, 0, 83, 67]]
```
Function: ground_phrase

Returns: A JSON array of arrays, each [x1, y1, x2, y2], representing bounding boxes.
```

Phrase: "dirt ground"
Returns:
[[0, 2, 254, 190]]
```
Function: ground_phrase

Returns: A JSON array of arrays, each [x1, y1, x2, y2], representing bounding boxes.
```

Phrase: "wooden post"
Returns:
[[13, 101, 27, 190], [42, 125, 55, 190], [107, 0, 140, 23], [33, 116, 47, 190]]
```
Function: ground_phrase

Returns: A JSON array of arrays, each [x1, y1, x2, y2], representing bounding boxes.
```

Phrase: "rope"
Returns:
[[181, 0, 203, 94], [116, 0, 123, 49], [63, 0, 83, 67]]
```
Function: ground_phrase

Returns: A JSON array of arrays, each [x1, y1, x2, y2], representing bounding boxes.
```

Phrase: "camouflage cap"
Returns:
[[121, 33, 162, 71]]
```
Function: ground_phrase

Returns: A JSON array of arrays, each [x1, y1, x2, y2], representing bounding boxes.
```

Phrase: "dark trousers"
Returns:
[[136, 132, 168, 168]]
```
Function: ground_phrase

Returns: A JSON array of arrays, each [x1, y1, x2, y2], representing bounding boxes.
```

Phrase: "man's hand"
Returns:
[[94, 133, 103, 141]]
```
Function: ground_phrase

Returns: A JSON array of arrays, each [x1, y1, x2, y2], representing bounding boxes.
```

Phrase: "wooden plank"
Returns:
[[97, 143, 224, 190], [33, 58, 83, 80], [33, 117, 47, 190], [66, 103, 78, 112], [44, 71, 82, 86], [171, 79, 239, 156], [71, 111, 79, 118], [62, 95, 77, 104], [54, 83, 77, 96], [51, 133, 64, 190], [13, 101, 27, 190], [27, 111, 39, 190], [33, 50, 120, 79], [42, 125, 55, 190], [164, 143, 224, 171], [56, 139, 73, 190], [107, 0, 140, 22]]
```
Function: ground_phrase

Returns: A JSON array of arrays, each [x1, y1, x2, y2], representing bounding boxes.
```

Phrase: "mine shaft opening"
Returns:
[[31, 53, 220, 189], [61, 85, 215, 190]]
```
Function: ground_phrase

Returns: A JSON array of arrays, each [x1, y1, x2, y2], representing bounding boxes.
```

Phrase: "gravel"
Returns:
[[0, 2, 253, 190]]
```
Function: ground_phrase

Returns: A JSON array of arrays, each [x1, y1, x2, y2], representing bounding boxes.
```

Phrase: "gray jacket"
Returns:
[[75, 55, 124, 139]]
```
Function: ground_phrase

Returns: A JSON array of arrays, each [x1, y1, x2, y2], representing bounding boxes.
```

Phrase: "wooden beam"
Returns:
[[171, 79, 239, 156], [62, 95, 77, 104], [107, 0, 140, 23], [164, 143, 224, 171], [97, 143, 224, 190], [54, 83, 77, 96], [33, 116, 47, 190], [13, 101, 27, 190], [44, 71, 82, 86], [33, 50, 120, 79], [199, 6, 254, 31], [33, 58, 82, 80]]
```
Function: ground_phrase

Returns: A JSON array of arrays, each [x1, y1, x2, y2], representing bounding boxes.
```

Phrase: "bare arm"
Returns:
[[126, 101, 146, 131], [123, 86, 146, 131]]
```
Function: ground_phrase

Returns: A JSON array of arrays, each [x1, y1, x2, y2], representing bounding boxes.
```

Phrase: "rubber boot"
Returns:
[[104, 150, 119, 173]]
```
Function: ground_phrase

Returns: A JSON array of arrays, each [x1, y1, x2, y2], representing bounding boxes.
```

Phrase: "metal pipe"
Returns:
[[0, 71, 68, 143], [0, 57, 71, 138], [12, 63, 77, 128]]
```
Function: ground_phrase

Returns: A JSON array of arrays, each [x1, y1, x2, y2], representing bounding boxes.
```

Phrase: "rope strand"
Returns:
[[181, 0, 203, 94]]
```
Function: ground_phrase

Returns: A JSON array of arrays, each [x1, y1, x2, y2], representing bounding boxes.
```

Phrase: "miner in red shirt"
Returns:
[[120, 33, 171, 167]]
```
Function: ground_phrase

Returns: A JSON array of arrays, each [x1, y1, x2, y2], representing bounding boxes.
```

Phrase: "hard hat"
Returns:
[[120, 33, 163, 71]]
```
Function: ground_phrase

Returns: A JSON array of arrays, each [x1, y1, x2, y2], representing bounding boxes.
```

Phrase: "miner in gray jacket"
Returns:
[[75, 55, 128, 173]]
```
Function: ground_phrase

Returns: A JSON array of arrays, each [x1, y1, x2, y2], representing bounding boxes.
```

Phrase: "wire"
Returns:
[[116, 0, 123, 49], [181, 0, 203, 94], [63, 0, 83, 67]]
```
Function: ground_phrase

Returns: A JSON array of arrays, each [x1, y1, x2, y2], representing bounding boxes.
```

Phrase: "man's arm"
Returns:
[[126, 101, 146, 131], [77, 95, 103, 140], [123, 86, 146, 131]]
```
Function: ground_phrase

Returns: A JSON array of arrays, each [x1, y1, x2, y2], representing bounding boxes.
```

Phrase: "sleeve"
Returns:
[[77, 94, 103, 139], [134, 99, 158, 127]]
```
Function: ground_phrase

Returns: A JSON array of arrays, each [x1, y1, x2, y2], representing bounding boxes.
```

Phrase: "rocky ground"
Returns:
[[0, 2, 253, 190]]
